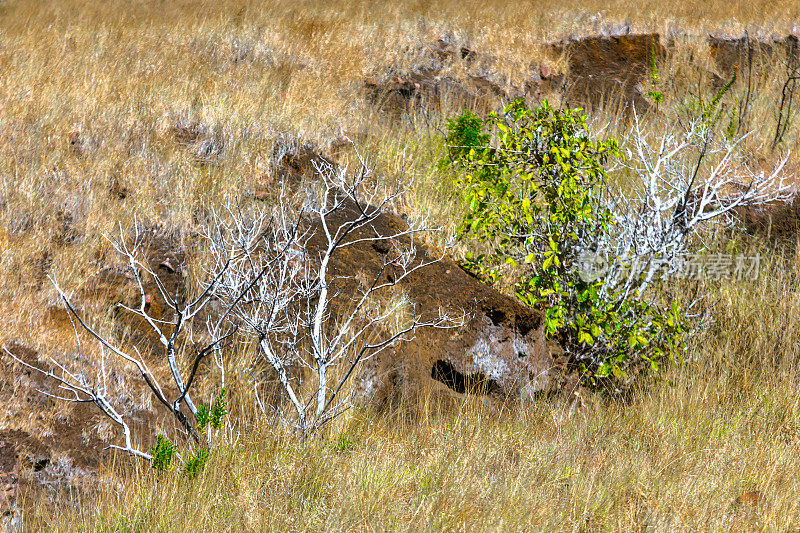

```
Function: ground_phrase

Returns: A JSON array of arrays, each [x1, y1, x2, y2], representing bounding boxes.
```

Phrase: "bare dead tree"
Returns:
[[593, 112, 793, 299], [771, 46, 800, 152], [3, 219, 238, 462], [544, 111, 795, 374], [202, 152, 460, 439], [5, 141, 460, 459]]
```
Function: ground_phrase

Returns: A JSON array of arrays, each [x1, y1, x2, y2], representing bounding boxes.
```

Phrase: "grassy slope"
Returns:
[[2, 0, 800, 530], [29, 251, 800, 531]]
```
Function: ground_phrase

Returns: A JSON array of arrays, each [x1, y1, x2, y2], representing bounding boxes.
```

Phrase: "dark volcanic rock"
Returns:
[[709, 35, 799, 76], [363, 37, 517, 117], [272, 140, 336, 185], [0, 343, 116, 522], [364, 69, 510, 117], [303, 199, 564, 407], [735, 196, 800, 243], [551, 33, 666, 114]]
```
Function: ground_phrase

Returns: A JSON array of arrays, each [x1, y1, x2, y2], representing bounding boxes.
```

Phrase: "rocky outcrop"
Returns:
[[47, 146, 566, 410], [364, 69, 511, 117], [0, 343, 117, 526], [302, 199, 565, 407], [363, 36, 519, 116], [709, 35, 799, 75], [550, 33, 666, 114], [362, 32, 800, 121], [365, 34, 667, 117]]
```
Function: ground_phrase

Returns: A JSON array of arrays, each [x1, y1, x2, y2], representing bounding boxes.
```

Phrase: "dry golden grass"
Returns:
[[12, 244, 798, 531], [2, 0, 800, 531], [24, 269, 800, 530]]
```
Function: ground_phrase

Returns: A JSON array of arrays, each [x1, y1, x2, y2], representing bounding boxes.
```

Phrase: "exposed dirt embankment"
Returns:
[[301, 196, 566, 409], [0, 142, 570, 509], [551, 33, 665, 113], [0, 235, 185, 517], [0, 343, 119, 523], [364, 32, 799, 117]]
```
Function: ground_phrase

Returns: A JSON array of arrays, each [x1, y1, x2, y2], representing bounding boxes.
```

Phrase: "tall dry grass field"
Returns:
[[2, 0, 800, 531]]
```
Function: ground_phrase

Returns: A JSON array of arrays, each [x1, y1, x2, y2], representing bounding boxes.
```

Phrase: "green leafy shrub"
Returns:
[[439, 110, 491, 169], [195, 389, 227, 432], [443, 100, 688, 382], [647, 40, 664, 105], [149, 434, 177, 472], [183, 448, 210, 479]]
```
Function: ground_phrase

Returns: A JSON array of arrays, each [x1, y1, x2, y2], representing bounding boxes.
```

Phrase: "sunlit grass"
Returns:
[[2, 0, 800, 530]]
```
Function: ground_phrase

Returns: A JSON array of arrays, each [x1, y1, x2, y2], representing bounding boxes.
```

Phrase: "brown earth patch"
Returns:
[[550, 33, 666, 114], [365, 33, 667, 119], [363, 37, 521, 117], [736, 197, 800, 244], [45, 230, 186, 354], [301, 198, 567, 408], [0, 342, 160, 517], [364, 69, 512, 117], [709, 35, 799, 76]]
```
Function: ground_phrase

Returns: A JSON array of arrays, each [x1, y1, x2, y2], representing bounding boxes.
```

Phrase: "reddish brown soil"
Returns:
[[302, 198, 564, 408], [0, 343, 108, 518], [736, 197, 800, 244], [365, 34, 668, 117], [364, 33, 800, 120], [709, 35, 799, 75], [551, 33, 665, 114], [364, 69, 511, 117], [45, 230, 187, 354]]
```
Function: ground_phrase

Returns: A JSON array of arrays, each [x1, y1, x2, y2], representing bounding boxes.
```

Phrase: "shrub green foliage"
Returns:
[[195, 389, 228, 432], [149, 434, 178, 471], [148, 390, 226, 476], [439, 110, 490, 169], [699, 68, 738, 133], [444, 100, 687, 381], [183, 448, 210, 479], [646, 40, 663, 105]]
